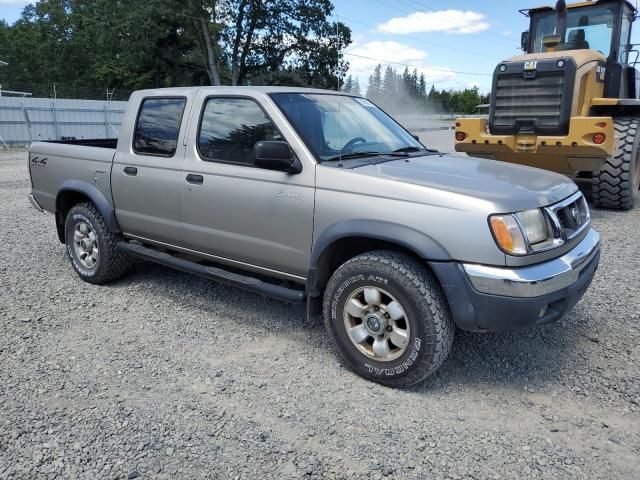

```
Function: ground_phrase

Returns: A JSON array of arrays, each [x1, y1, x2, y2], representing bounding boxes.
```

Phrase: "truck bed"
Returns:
[[29, 139, 118, 214]]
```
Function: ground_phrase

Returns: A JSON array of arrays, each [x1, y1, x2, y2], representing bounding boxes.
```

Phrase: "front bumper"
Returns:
[[430, 228, 600, 332]]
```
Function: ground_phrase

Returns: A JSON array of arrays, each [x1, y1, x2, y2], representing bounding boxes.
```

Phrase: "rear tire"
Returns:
[[322, 250, 455, 388], [592, 117, 640, 210], [64, 202, 131, 284]]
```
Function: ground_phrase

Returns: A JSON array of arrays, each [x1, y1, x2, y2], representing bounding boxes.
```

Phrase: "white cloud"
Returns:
[[0, 0, 31, 4], [503, 30, 512, 37], [345, 40, 456, 84], [377, 10, 490, 35]]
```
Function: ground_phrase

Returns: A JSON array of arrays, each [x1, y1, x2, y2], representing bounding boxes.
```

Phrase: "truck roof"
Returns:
[[132, 86, 353, 97]]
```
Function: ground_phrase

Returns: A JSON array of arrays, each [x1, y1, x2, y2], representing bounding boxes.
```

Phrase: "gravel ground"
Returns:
[[1, 147, 639, 480]]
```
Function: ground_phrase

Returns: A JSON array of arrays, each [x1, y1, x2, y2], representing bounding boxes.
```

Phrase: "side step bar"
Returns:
[[117, 242, 306, 304]]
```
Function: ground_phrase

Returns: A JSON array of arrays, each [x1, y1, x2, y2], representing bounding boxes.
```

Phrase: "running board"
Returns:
[[117, 242, 306, 304]]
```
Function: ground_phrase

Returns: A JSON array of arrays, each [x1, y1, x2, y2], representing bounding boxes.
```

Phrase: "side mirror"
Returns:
[[521, 31, 530, 52], [253, 141, 301, 174], [412, 134, 420, 141]]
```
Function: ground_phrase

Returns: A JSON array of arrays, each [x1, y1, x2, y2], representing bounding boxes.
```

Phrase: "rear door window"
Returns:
[[133, 98, 187, 157]]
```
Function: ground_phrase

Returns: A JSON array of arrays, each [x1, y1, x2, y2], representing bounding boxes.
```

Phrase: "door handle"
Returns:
[[123, 166, 138, 176], [186, 174, 204, 185]]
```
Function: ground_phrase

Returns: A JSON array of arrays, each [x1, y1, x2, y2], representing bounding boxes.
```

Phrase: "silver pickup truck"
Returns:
[[28, 87, 601, 387]]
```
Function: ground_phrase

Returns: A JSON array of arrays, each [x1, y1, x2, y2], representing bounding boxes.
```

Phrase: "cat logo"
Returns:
[[524, 61, 538, 71]]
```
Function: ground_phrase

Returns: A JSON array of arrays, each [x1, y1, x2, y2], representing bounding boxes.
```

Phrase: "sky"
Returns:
[[2, 0, 640, 93]]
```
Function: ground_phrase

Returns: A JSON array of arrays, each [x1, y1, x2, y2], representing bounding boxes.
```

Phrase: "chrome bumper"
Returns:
[[28, 193, 44, 212], [463, 228, 600, 298]]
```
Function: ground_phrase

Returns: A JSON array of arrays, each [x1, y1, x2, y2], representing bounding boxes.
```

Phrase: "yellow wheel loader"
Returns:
[[455, 0, 640, 210]]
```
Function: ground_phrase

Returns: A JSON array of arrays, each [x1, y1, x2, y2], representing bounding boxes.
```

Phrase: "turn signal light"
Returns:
[[595, 122, 607, 128], [592, 133, 606, 145], [455, 132, 467, 142]]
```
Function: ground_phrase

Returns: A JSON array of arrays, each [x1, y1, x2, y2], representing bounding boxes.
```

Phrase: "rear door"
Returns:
[[111, 90, 196, 245], [179, 92, 316, 280]]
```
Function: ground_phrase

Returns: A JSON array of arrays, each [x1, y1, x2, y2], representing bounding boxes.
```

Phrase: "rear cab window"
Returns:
[[133, 98, 187, 157]]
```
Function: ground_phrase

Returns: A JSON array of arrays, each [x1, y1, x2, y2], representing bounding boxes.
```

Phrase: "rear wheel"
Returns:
[[64, 202, 132, 284], [592, 117, 640, 210], [322, 250, 455, 388]]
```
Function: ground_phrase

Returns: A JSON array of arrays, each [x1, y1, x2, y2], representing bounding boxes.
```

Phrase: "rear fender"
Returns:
[[55, 180, 120, 242]]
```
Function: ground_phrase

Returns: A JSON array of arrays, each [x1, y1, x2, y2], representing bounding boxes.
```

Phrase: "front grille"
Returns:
[[547, 193, 590, 242], [489, 59, 575, 136]]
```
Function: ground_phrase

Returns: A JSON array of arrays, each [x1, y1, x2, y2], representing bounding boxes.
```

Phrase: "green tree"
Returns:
[[366, 64, 382, 103], [343, 74, 354, 93], [0, 0, 352, 94], [352, 78, 361, 96]]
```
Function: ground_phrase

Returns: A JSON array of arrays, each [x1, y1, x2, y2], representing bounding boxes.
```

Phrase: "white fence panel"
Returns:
[[0, 97, 127, 146]]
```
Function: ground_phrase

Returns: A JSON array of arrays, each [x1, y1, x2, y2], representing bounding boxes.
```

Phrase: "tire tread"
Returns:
[[322, 250, 454, 388], [593, 117, 640, 210]]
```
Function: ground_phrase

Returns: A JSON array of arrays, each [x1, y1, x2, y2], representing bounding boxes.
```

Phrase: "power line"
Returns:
[[343, 52, 492, 77]]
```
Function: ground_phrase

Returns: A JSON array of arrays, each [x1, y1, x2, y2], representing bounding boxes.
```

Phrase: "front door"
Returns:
[[179, 94, 315, 280]]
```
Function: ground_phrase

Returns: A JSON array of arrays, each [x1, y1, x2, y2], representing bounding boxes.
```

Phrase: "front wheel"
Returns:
[[323, 251, 454, 387], [64, 202, 131, 284]]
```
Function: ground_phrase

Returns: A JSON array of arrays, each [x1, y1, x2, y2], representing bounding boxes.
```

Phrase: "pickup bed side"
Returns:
[[29, 141, 118, 242]]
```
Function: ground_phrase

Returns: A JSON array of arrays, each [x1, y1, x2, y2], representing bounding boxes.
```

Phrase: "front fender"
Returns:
[[307, 219, 452, 302], [311, 219, 451, 267]]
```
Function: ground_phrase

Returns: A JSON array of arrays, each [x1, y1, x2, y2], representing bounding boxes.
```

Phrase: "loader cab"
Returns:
[[522, 0, 638, 98]]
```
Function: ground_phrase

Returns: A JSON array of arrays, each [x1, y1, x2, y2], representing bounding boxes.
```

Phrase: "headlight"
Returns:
[[489, 209, 552, 255], [516, 209, 548, 244]]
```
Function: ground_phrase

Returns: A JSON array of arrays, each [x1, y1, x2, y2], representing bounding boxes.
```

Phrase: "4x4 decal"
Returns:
[[31, 156, 48, 167]]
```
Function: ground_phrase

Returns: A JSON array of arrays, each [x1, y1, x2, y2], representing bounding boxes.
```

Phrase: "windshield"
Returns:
[[270, 93, 424, 163], [530, 4, 620, 56]]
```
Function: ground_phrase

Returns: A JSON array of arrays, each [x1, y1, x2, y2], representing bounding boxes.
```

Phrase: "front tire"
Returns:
[[64, 202, 131, 284], [323, 251, 454, 388], [592, 117, 640, 210]]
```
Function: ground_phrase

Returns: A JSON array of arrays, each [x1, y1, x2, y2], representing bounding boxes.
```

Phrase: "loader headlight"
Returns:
[[489, 209, 552, 255]]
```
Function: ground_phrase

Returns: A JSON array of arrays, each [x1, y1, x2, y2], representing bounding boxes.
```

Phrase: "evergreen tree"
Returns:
[[410, 69, 419, 98], [381, 66, 396, 99], [353, 78, 361, 96], [343, 75, 354, 93], [366, 64, 383, 102]]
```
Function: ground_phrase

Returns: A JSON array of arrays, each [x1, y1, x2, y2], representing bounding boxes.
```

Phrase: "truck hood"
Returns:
[[351, 153, 578, 212]]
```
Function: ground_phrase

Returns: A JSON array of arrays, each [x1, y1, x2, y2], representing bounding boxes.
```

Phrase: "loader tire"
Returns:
[[592, 117, 640, 210]]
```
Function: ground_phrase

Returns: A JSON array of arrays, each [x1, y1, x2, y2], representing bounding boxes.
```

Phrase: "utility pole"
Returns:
[[336, 16, 341, 92]]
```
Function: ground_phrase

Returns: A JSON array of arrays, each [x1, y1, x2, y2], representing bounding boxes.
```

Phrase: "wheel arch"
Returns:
[[55, 180, 121, 243], [307, 220, 451, 299]]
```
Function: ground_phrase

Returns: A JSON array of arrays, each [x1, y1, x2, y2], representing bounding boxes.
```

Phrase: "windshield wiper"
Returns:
[[393, 146, 440, 155], [392, 146, 426, 153], [324, 151, 387, 163]]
